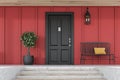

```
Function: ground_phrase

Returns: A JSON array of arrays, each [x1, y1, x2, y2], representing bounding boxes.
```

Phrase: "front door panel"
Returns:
[[46, 13, 73, 64]]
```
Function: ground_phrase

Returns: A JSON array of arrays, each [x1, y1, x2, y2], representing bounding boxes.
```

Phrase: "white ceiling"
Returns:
[[0, 0, 120, 6]]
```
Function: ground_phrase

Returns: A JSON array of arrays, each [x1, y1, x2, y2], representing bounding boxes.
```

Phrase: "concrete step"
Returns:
[[16, 78, 107, 80], [20, 70, 99, 74], [18, 72, 103, 76], [16, 75, 104, 79], [23, 67, 98, 71]]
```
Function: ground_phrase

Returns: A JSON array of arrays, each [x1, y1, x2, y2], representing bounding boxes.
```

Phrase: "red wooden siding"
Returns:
[[21, 7, 38, 64], [0, 7, 4, 64], [115, 7, 120, 64], [5, 7, 21, 64], [0, 6, 119, 64], [38, 7, 50, 64], [99, 7, 115, 64], [70, 7, 82, 65]]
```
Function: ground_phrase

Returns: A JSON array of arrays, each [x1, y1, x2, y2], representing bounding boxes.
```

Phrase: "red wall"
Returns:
[[0, 6, 120, 65]]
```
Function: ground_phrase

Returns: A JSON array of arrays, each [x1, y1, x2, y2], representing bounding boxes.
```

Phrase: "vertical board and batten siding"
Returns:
[[0, 6, 119, 64], [5, 7, 21, 64], [99, 7, 115, 64], [21, 7, 38, 64], [115, 7, 120, 64], [0, 7, 4, 64]]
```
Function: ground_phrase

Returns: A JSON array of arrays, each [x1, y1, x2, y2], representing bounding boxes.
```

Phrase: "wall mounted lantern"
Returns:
[[84, 7, 91, 25]]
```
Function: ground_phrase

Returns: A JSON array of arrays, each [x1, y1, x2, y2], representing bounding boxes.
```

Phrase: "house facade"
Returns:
[[0, 1, 120, 65]]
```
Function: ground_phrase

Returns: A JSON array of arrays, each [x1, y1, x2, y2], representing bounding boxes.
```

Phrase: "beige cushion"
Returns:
[[94, 48, 106, 55]]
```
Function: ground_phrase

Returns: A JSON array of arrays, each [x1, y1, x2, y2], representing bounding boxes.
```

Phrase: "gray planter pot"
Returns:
[[23, 55, 34, 65]]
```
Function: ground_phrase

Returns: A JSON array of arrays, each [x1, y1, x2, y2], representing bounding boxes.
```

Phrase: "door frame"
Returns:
[[45, 12, 74, 64]]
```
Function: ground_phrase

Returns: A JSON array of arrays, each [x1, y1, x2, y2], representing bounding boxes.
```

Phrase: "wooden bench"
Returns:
[[80, 42, 115, 64]]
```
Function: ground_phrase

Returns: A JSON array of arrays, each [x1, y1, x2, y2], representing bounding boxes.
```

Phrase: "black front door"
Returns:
[[46, 13, 74, 65]]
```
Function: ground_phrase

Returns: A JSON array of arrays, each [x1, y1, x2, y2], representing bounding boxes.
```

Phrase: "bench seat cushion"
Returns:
[[94, 48, 106, 55]]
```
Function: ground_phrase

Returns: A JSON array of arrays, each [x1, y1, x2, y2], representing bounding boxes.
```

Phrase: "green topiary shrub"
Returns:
[[21, 32, 38, 55]]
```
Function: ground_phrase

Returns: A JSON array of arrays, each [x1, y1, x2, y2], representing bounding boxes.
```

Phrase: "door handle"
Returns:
[[68, 37, 71, 47]]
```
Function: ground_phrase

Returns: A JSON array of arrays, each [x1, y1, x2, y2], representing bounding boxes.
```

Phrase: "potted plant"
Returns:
[[21, 32, 38, 65]]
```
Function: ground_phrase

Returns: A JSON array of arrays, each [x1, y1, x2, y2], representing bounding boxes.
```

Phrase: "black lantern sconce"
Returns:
[[84, 7, 91, 25]]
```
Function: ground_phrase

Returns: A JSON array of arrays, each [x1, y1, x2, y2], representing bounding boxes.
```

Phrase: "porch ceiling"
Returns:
[[0, 0, 120, 6]]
